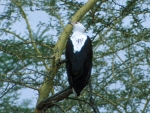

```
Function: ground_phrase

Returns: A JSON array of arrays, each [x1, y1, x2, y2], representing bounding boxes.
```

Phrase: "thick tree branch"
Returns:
[[35, 87, 72, 113]]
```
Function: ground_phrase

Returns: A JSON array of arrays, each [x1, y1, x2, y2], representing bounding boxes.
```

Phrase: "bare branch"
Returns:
[[35, 87, 72, 113]]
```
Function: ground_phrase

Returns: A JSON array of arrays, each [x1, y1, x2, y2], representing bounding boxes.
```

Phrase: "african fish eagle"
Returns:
[[65, 21, 93, 96]]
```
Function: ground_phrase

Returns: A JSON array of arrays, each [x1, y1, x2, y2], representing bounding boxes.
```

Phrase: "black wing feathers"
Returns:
[[65, 36, 92, 96]]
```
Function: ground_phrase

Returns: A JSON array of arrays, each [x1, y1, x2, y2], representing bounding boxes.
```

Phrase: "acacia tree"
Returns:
[[0, 0, 150, 113]]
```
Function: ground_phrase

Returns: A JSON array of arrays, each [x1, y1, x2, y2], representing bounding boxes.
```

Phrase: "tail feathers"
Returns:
[[72, 88, 77, 97], [72, 87, 82, 97]]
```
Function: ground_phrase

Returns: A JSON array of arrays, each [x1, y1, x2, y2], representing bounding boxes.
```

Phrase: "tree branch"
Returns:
[[11, 0, 49, 71], [35, 87, 72, 113]]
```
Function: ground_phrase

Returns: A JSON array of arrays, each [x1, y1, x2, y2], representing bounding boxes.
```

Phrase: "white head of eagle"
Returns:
[[70, 22, 86, 33], [66, 21, 93, 96]]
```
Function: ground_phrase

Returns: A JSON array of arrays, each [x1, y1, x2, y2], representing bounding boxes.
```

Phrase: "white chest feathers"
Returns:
[[70, 32, 87, 53]]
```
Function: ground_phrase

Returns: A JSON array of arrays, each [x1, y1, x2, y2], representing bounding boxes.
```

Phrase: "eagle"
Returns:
[[65, 21, 92, 96]]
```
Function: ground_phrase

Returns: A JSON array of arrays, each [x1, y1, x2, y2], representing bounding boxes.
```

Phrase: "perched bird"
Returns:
[[65, 21, 93, 96]]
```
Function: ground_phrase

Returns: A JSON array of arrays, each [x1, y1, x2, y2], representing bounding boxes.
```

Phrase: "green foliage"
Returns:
[[0, 0, 150, 112]]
